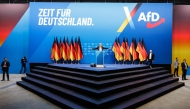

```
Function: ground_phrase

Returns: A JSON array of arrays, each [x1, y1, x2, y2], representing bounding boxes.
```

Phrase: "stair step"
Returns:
[[107, 82, 184, 109], [99, 74, 173, 96], [17, 81, 87, 109], [34, 66, 164, 79], [100, 70, 169, 84], [27, 73, 98, 87], [21, 77, 99, 106], [26, 72, 172, 97], [29, 69, 169, 86], [100, 73, 171, 93], [99, 77, 179, 105], [21, 78, 98, 105], [32, 67, 97, 79], [47, 64, 150, 74], [17, 65, 183, 109], [96, 67, 165, 78], [22, 76, 98, 96], [27, 72, 171, 89], [18, 77, 183, 108]]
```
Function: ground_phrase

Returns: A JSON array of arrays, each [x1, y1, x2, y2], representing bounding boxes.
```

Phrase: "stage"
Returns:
[[17, 63, 184, 109], [49, 64, 148, 72]]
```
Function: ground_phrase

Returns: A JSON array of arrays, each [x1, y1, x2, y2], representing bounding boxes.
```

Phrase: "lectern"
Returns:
[[95, 51, 104, 68]]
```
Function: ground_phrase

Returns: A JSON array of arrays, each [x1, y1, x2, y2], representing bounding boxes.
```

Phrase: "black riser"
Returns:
[[29, 70, 170, 88], [19, 76, 182, 108], [33, 67, 164, 80], [100, 77, 178, 97], [99, 79, 179, 107], [17, 65, 184, 109], [21, 78, 98, 107], [27, 72, 172, 91], [95, 73, 171, 88], [31, 68, 98, 80], [17, 82, 73, 109], [25, 73, 172, 99], [22, 77, 98, 97], [123, 83, 184, 109], [27, 73, 99, 88], [46, 65, 150, 75]]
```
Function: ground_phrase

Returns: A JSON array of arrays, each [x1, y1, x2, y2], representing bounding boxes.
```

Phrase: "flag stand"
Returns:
[[132, 61, 134, 65], [54, 59, 56, 64]]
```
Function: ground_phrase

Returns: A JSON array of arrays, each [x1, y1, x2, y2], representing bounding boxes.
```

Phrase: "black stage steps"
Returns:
[[17, 64, 184, 108]]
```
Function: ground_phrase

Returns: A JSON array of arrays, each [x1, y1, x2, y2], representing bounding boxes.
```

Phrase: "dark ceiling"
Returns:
[[0, 0, 189, 5]]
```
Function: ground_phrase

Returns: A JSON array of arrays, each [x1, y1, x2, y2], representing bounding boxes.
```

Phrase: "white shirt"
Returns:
[[149, 53, 152, 59], [4, 61, 6, 66], [99, 47, 102, 51], [174, 60, 179, 68], [185, 62, 188, 69]]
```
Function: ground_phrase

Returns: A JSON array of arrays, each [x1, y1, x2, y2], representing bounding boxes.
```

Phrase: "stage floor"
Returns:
[[49, 64, 149, 71]]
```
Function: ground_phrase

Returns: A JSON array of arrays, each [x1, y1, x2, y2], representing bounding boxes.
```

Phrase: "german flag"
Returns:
[[112, 37, 121, 61], [120, 37, 126, 61], [133, 38, 139, 60], [112, 37, 117, 54], [77, 36, 83, 61], [59, 37, 63, 59], [141, 38, 148, 60], [50, 37, 55, 60], [136, 38, 143, 61], [69, 37, 76, 61], [61, 36, 67, 61], [116, 37, 123, 61], [74, 37, 78, 60], [130, 37, 138, 61], [66, 37, 70, 60], [54, 37, 61, 61], [125, 38, 131, 61]]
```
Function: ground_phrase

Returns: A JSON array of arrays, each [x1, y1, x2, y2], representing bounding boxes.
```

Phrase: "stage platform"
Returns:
[[49, 64, 148, 71], [17, 63, 184, 109]]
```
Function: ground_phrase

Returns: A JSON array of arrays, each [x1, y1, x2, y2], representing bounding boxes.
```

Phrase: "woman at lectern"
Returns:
[[92, 43, 108, 51]]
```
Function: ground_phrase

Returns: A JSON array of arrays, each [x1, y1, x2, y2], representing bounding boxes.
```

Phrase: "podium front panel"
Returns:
[[96, 51, 104, 65]]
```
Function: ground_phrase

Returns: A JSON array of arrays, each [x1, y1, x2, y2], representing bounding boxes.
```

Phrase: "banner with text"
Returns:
[[29, 3, 172, 64]]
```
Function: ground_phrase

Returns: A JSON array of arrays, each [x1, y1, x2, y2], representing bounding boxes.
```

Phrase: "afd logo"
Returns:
[[117, 5, 165, 32], [138, 12, 165, 28]]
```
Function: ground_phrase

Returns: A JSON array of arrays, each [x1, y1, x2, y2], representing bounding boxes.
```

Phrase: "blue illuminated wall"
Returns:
[[29, 3, 172, 64], [0, 3, 172, 73]]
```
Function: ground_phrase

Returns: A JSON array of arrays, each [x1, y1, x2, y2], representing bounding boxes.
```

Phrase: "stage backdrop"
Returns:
[[0, 3, 172, 73], [172, 5, 190, 75], [29, 3, 172, 64]]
